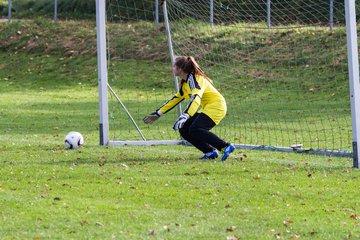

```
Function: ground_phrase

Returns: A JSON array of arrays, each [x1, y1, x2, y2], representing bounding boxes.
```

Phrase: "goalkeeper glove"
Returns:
[[143, 110, 162, 124], [173, 113, 189, 130]]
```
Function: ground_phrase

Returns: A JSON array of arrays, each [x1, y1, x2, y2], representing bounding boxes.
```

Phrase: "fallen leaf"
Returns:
[[290, 234, 301, 240], [226, 226, 236, 232], [226, 236, 240, 240], [95, 222, 104, 227], [39, 191, 48, 199], [120, 164, 129, 170], [253, 175, 261, 180], [283, 220, 294, 226]]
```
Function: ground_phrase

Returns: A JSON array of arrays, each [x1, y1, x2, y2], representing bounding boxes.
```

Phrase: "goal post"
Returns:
[[96, 0, 109, 146], [345, 0, 360, 168], [96, 0, 360, 167]]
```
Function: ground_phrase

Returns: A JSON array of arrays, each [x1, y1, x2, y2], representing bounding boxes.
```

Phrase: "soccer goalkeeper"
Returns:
[[143, 56, 235, 161]]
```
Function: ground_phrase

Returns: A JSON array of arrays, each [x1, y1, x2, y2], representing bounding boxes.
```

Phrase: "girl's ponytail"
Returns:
[[188, 56, 213, 83], [174, 56, 213, 83]]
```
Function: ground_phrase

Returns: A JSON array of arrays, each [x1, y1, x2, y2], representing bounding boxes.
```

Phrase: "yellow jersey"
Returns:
[[158, 73, 227, 125]]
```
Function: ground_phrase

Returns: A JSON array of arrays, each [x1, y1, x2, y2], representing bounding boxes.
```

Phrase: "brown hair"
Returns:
[[174, 56, 213, 83]]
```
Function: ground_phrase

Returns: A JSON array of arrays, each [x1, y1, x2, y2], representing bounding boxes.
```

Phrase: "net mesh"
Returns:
[[106, 0, 354, 154], [106, 0, 179, 141]]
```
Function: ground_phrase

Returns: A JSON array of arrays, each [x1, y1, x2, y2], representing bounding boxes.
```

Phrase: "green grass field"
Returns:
[[0, 19, 359, 239]]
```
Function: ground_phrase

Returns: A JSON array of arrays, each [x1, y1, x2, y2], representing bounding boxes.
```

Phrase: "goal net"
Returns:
[[103, 0, 356, 157]]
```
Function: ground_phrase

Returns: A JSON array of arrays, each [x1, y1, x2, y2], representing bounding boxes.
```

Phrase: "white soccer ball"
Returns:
[[64, 131, 84, 149]]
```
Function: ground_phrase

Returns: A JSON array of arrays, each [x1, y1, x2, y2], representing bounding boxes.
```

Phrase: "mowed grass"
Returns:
[[0, 20, 359, 239], [0, 53, 359, 240], [1, 141, 359, 239]]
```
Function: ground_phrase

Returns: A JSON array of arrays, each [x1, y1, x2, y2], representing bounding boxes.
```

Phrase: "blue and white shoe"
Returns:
[[200, 150, 219, 159], [221, 144, 235, 161]]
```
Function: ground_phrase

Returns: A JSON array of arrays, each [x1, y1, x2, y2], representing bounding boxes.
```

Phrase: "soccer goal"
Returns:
[[96, 0, 360, 167]]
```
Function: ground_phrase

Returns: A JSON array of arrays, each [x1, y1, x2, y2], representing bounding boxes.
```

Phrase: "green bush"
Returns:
[[0, 0, 8, 16]]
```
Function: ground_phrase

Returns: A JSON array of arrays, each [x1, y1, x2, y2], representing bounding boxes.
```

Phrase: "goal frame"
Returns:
[[96, 0, 360, 167]]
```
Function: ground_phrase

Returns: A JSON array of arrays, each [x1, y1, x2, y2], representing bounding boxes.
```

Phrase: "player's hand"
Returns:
[[173, 113, 189, 130], [143, 110, 162, 124]]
